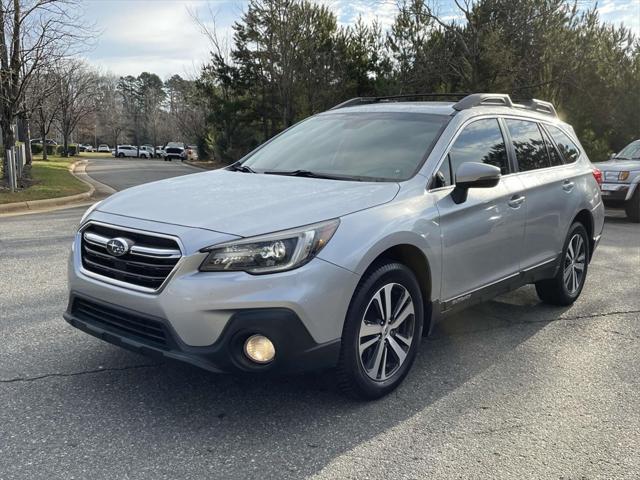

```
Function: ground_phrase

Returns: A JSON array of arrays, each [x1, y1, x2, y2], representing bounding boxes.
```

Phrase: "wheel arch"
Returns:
[[572, 209, 594, 260], [361, 243, 434, 334]]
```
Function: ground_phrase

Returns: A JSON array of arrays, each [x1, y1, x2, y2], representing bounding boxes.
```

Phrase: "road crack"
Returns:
[[0, 363, 162, 384]]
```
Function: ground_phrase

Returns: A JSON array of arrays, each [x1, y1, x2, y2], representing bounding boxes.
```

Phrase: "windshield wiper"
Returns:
[[263, 169, 359, 181], [227, 162, 257, 173]]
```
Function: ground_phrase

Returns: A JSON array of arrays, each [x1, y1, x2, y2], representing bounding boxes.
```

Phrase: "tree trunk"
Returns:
[[1, 121, 16, 181], [41, 123, 48, 160], [63, 134, 69, 157], [22, 114, 33, 166]]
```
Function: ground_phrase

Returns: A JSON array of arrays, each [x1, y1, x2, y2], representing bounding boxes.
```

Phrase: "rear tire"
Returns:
[[117, 153, 124, 158], [535, 222, 589, 306], [624, 189, 640, 223], [336, 261, 423, 400]]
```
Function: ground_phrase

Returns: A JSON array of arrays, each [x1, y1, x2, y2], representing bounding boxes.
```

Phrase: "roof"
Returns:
[[325, 94, 560, 122], [323, 100, 572, 129], [323, 101, 457, 116]]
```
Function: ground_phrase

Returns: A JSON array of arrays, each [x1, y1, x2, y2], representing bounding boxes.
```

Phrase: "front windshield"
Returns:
[[241, 112, 449, 181], [615, 141, 640, 160]]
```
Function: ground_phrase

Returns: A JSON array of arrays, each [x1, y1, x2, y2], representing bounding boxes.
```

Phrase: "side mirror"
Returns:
[[451, 162, 501, 204], [610, 152, 617, 159]]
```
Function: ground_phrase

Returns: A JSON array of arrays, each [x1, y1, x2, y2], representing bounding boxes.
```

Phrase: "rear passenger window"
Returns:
[[541, 127, 564, 166], [505, 119, 549, 172], [547, 125, 581, 163]]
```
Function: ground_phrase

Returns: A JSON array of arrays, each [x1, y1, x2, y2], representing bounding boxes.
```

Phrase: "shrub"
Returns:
[[56, 144, 79, 156], [30, 143, 57, 156]]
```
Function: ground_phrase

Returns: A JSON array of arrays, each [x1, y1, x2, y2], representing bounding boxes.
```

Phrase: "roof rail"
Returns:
[[515, 98, 557, 117], [330, 93, 472, 110], [452, 93, 513, 111], [454, 93, 558, 117], [331, 92, 558, 118], [330, 97, 376, 109]]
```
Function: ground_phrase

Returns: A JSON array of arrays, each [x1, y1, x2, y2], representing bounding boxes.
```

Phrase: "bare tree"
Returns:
[[55, 59, 97, 156], [0, 0, 92, 179], [28, 67, 60, 159], [95, 73, 125, 149]]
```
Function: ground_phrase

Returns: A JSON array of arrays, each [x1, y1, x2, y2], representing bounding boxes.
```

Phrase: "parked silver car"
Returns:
[[65, 93, 604, 399], [597, 139, 640, 222]]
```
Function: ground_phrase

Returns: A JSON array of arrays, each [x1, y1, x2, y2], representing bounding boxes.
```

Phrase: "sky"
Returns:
[[82, 0, 640, 79]]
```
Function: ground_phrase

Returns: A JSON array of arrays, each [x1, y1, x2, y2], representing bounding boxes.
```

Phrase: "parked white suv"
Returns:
[[138, 146, 154, 159], [163, 142, 186, 161], [66, 93, 604, 399], [112, 145, 138, 158]]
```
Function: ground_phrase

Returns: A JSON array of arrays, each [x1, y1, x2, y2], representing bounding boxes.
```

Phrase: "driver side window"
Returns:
[[433, 118, 509, 188]]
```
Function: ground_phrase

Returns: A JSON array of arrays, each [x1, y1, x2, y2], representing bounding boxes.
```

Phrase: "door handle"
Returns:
[[508, 195, 526, 208], [562, 180, 575, 192]]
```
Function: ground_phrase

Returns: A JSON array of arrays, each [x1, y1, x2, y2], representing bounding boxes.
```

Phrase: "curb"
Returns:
[[0, 160, 99, 215]]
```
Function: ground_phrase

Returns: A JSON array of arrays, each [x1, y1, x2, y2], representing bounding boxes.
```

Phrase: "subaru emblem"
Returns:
[[106, 237, 131, 257]]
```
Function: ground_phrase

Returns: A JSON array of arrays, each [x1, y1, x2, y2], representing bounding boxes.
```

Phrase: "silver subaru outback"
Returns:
[[65, 93, 604, 399]]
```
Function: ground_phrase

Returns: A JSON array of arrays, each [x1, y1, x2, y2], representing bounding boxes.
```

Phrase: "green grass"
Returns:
[[0, 157, 90, 204]]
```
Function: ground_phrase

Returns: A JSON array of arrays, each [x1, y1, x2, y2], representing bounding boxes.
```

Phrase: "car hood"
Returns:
[[597, 159, 640, 171], [96, 169, 400, 237]]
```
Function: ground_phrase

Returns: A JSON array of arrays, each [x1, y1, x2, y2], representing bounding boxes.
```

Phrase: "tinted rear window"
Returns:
[[547, 125, 581, 163], [541, 127, 564, 166], [505, 119, 549, 172]]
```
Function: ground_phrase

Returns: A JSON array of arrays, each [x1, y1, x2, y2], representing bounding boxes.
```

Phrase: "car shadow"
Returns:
[[48, 288, 569, 478], [604, 208, 631, 223]]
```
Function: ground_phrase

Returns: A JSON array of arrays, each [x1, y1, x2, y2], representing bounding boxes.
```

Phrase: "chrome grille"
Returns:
[[80, 223, 181, 291]]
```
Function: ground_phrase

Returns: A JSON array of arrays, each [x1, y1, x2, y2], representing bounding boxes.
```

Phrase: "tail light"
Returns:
[[592, 168, 602, 186]]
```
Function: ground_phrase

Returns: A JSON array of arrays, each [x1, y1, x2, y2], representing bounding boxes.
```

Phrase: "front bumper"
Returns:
[[600, 183, 633, 202], [64, 294, 340, 374], [67, 215, 359, 373]]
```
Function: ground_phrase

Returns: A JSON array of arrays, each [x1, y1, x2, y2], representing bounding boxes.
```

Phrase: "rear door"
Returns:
[[433, 117, 527, 303], [504, 119, 579, 269]]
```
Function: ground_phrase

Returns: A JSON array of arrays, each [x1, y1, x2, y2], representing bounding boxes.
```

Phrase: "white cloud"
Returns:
[[84, 0, 639, 78], [596, 0, 640, 35], [86, 0, 229, 78]]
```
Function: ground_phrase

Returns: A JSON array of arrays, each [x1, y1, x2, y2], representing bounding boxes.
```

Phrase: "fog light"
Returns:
[[244, 335, 275, 364]]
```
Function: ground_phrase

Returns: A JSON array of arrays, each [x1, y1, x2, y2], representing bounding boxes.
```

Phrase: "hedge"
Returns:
[[30, 143, 58, 155], [56, 144, 78, 156]]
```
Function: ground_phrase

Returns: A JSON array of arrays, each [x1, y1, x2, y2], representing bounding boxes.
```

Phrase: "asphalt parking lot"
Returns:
[[1, 159, 638, 479]]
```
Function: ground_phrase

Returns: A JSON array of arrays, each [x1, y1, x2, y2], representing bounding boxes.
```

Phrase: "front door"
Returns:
[[431, 118, 527, 303]]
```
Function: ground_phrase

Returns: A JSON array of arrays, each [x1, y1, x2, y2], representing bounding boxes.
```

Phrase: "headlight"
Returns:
[[619, 171, 630, 181], [79, 200, 102, 226], [199, 219, 340, 274]]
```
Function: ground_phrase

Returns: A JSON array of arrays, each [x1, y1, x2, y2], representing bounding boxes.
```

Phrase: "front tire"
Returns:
[[535, 222, 589, 306], [624, 189, 640, 223], [336, 261, 423, 400]]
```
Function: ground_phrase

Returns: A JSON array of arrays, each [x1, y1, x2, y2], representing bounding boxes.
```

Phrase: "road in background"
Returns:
[[1, 159, 638, 479], [86, 157, 201, 191]]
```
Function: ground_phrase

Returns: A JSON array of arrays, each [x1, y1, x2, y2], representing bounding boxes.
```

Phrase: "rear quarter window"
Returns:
[[541, 127, 564, 167], [547, 125, 581, 163]]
